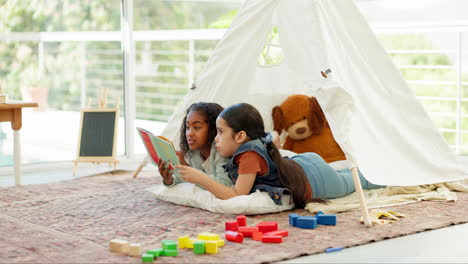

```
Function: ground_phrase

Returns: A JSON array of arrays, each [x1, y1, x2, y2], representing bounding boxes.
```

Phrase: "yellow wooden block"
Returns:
[[109, 239, 129, 254], [178, 236, 190, 249], [217, 239, 224, 247], [186, 238, 197, 249], [198, 232, 220, 241], [204, 240, 218, 254], [128, 243, 141, 257]]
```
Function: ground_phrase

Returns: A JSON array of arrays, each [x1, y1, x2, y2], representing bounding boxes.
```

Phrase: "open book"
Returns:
[[137, 127, 180, 175]]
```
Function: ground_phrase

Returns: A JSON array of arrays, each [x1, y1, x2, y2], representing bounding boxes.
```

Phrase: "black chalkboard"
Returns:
[[78, 111, 117, 157]]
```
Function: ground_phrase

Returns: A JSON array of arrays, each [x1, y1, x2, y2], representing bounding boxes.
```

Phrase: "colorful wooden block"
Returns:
[[325, 247, 344, 253], [317, 214, 337, 225], [252, 231, 263, 241], [164, 249, 178, 257], [162, 240, 177, 250], [141, 253, 154, 262], [264, 229, 289, 237], [217, 239, 225, 247], [256, 222, 278, 233], [128, 243, 141, 257], [185, 239, 196, 249], [198, 232, 220, 241], [225, 221, 238, 231], [237, 215, 247, 226], [238, 226, 259, 237], [178, 236, 190, 249], [147, 248, 163, 258], [204, 240, 218, 254], [262, 235, 283, 243], [193, 241, 205, 254], [296, 216, 317, 229], [315, 211, 324, 217], [225, 231, 244, 243], [289, 213, 299, 227], [109, 239, 129, 254]]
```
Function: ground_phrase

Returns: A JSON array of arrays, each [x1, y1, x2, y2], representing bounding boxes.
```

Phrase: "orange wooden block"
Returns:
[[264, 229, 288, 237], [252, 231, 263, 241]]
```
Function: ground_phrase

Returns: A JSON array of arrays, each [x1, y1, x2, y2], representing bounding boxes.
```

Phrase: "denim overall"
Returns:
[[224, 139, 290, 205]]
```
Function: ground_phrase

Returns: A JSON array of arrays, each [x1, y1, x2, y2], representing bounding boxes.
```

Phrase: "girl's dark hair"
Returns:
[[179, 102, 224, 154], [219, 103, 324, 208]]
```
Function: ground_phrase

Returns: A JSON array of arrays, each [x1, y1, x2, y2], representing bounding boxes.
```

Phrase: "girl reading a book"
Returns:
[[175, 103, 384, 208], [159, 102, 233, 187]]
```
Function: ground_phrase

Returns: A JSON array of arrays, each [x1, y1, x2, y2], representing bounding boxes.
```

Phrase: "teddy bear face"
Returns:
[[272, 94, 327, 139], [287, 119, 313, 140]]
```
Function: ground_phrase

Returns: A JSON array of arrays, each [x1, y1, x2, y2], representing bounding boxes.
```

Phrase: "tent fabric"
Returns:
[[161, 0, 468, 186]]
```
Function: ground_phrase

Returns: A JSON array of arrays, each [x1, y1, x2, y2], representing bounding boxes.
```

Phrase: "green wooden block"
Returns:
[[141, 253, 154, 262], [162, 240, 177, 250], [193, 241, 205, 255], [164, 249, 178, 257], [147, 248, 163, 257]]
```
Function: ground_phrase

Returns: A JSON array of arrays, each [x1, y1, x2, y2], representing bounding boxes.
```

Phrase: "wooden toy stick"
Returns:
[[351, 167, 372, 227]]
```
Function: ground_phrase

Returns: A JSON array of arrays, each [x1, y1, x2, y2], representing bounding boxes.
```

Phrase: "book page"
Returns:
[[149, 135, 181, 176]]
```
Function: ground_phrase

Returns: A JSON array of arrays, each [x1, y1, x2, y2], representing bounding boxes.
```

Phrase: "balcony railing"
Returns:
[[1, 24, 467, 156]]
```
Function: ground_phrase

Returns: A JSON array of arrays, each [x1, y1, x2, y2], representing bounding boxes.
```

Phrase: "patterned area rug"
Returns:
[[1, 170, 467, 263]]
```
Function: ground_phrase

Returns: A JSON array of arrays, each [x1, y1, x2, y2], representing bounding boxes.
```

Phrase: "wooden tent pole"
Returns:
[[133, 155, 149, 178], [351, 166, 372, 227]]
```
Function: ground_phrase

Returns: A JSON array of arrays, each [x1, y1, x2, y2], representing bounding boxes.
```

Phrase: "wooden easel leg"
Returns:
[[351, 167, 372, 227], [133, 155, 149, 178]]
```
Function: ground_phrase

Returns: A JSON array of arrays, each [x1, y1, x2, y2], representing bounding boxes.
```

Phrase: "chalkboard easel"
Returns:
[[74, 89, 119, 175]]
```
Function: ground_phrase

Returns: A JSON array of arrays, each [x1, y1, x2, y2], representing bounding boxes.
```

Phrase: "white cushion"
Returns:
[[146, 183, 294, 215]]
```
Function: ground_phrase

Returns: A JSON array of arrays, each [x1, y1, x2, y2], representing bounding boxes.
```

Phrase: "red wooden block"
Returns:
[[225, 221, 238, 231], [251, 231, 263, 241], [264, 229, 289, 237], [238, 226, 259, 237], [236, 215, 247, 227], [256, 222, 278, 233], [262, 235, 283, 243], [225, 231, 244, 243]]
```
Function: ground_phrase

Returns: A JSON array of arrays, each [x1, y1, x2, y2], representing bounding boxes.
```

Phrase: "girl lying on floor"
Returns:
[[158, 102, 233, 187], [175, 103, 384, 208]]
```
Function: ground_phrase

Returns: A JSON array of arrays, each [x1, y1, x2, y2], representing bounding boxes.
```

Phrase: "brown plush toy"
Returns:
[[272, 94, 346, 163]]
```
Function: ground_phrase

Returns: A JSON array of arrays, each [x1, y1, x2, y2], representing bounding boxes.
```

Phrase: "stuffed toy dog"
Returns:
[[272, 94, 346, 163]]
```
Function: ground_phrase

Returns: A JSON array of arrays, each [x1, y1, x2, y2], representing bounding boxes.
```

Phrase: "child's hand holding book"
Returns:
[[157, 159, 174, 185]]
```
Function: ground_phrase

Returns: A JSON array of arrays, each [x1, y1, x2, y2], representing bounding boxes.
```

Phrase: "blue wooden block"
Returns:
[[289, 213, 299, 227], [315, 211, 324, 217], [325, 247, 343, 253], [295, 216, 317, 229], [317, 214, 337, 225]]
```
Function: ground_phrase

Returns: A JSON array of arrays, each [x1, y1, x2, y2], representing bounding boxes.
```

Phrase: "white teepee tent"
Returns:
[[159, 0, 468, 224]]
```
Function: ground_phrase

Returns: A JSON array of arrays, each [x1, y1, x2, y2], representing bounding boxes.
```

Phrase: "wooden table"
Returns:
[[0, 100, 38, 185]]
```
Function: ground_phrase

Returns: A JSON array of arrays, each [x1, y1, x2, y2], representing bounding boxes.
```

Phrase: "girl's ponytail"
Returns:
[[266, 142, 326, 207], [265, 142, 310, 208]]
